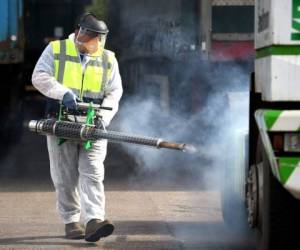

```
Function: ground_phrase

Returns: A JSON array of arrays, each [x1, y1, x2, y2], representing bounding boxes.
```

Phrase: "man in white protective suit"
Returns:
[[32, 13, 123, 242]]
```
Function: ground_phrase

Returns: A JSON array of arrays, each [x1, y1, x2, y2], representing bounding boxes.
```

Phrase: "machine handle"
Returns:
[[76, 102, 112, 111]]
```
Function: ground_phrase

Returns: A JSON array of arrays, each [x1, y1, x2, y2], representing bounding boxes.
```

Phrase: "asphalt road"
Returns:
[[0, 181, 256, 250], [0, 103, 256, 249]]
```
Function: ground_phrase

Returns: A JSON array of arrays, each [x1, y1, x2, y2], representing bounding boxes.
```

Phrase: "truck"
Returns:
[[221, 0, 300, 249], [0, 0, 25, 156]]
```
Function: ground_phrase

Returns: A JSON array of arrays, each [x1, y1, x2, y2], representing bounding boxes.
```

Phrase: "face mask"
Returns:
[[75, 27, 104, 55]]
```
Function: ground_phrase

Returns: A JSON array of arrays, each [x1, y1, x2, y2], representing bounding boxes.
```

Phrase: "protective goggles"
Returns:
[[75, 27, 107, 55]]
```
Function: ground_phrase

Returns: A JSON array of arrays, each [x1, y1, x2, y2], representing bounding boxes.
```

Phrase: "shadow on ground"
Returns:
[[0, 221, 255, 250]]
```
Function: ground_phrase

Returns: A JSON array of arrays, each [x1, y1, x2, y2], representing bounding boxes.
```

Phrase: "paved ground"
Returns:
[[0, 179, 255, 250]]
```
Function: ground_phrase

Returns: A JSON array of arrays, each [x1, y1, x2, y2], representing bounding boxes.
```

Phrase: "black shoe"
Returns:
[[85, 219, 114, 242], [65, 222, 85, 239]]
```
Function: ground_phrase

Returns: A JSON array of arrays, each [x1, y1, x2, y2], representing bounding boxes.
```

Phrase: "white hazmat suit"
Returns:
[[32, 34, 123, 225]]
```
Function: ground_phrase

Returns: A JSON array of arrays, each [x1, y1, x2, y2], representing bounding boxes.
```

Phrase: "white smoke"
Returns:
[[109, 61, 250, 190]]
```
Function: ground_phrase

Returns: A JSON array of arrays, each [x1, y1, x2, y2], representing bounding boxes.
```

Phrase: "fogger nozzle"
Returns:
[[28, 119, 188, 151], [28, 120, 39, 132]]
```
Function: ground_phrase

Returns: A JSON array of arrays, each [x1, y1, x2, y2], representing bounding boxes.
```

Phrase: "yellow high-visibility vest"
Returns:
[[51, 38, 114, 100]]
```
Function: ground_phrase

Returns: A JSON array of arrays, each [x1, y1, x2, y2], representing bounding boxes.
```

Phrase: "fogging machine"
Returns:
[[28, 102, 189, 152]]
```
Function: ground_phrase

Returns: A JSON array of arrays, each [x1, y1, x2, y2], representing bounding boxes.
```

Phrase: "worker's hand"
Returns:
[[62, 91, 78, 110]]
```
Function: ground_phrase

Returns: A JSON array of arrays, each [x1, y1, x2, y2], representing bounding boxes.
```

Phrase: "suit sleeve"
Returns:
[[31, 43, 70, 100]]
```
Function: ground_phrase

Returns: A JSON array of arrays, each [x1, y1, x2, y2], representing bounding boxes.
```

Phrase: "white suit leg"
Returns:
[[47, 136, 81, 224], [78, 139, 107, 225]]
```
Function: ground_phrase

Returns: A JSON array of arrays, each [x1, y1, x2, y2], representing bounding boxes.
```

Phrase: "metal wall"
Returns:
[[116, 0, 199, 61], [108, 0, 201, 114]]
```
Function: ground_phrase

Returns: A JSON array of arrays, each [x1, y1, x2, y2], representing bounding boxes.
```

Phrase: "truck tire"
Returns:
[[221, 175, 248, 230], [221, 130, 249, 230], [256, 138, 300, 250]]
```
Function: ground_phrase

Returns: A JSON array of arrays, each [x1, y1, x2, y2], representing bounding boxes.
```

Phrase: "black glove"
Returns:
[[62, 91, 78, 110]]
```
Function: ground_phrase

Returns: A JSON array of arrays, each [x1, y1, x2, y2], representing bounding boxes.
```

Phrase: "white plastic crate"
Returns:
[[255, 55, 300, 101], [255, 0, 300, 49]]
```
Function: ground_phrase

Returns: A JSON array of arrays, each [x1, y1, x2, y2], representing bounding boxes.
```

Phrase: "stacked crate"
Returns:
[[255, 0, 300, 101]]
